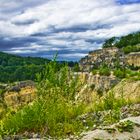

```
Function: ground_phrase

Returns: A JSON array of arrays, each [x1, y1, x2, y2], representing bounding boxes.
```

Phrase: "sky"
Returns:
[[0, 0, 140, 61]]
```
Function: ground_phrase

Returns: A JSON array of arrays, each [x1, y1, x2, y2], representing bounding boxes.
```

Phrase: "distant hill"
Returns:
[[0, 52, 51, 83], [0, 52, 50, 67], [0, 52, 77, 83]]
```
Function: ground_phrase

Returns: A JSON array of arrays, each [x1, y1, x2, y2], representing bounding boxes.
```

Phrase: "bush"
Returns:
[[123, 45, 140, 54], [114, 69, 126, 78], [0, 60, 86, 138], [116, 120, 134, 133], [92, 69, 98, 75], [73, 63, 80, 72], [99, 67, 110, 76]]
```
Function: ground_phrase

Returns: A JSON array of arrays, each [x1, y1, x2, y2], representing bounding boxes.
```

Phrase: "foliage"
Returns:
[[103, 37, 116, 48], [99, 65, 110, 76], [92, 64, 111, 76], [123, 45, 140, 54], [97, 89, 103, 97], [103, 91, 126, 110], [0, 65, 45, 83], [0, 52, 49, 67], [92, 69, 98, 75], [103, 32, 140, 49], [116, 120, 134, 133], [114, 68, 126, 78], [0, 52, 49, 83], [0, 52, 77, 83], [0, 60, 86, 138], [73, 63, 80, 72], [89, 91, 127, 125]]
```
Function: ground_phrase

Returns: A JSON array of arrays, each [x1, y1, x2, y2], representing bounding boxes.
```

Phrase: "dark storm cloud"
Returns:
[[0, 36, 40, 51], [13, 20, 38, 26]]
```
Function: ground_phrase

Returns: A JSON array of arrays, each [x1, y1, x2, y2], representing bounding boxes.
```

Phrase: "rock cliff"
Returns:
[[1, 81, 36, 108], [126, 52, 140, 67], [76, 72, 119, 93], [79, 47, 140, 72], [111, 79, 140, 102]]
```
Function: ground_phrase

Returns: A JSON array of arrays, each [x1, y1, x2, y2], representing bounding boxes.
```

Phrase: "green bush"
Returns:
[[92, 69, 98, 75], [99, 67, 110, 76], [0, 60, 86, 138], [123, 45, 140, 54], [73, 63, 80, 72], [114, 69, 126, 78], [103, 91, 126, 110], [116, 120, 134, 133]]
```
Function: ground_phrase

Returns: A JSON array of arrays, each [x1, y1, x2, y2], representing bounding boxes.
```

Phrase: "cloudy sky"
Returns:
[[0, 0, 140, 61]]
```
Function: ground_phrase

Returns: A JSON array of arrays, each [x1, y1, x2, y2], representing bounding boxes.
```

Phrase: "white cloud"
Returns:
[[1, 0, 139, 37]]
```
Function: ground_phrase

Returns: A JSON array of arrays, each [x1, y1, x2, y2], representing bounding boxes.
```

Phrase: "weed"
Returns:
[[116, 120, 134, 133]]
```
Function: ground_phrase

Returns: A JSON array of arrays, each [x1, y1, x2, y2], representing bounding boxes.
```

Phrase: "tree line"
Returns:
[[0, 52, 77, 83], [103, 32, 140, 53]]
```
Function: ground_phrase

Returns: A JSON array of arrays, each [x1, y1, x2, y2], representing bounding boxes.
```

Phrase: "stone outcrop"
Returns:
[[4, 87, 36, 108], [79, 47, 140, 72], [7, 80, 35, 92], [3, 81, 36, 108], [75, 72, 119, 102], [111, 79, 140, 102], [126, 52, 140, 67], [76, 72, 140, 103], [77, 72, 119, 92]]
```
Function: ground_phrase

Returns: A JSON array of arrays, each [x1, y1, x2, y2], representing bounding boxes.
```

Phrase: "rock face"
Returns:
[[79, 47, 140, 72], [126, 52, 140, 67], [111, 79, 140, 102], [8, 81, 35, 92], [76, 72, 119, 100], [77, 72, 119, 91], [4, 81, 36, 108]]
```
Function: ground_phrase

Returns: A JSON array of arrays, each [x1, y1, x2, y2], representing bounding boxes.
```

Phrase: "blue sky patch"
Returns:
[[116, 0, 140, 4]]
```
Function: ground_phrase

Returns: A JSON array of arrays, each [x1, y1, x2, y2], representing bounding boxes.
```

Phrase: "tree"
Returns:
[[103, 37, 116, 48]]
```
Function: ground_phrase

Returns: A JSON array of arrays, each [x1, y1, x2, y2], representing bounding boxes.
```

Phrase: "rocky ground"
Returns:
[[79, 104, 140, 140], [2, 104, 140, 140], [81, 116, 140, 140]]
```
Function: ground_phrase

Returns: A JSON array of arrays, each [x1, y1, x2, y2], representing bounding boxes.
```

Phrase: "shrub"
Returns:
[[114, 69, 126, 78], [73, 63, 80, 72], [116, 120, 134, 133], [123, 45, 140, 54], [99, 67, 110, 76], [0, 60, 86, 138], [92, 69, 98, 75]]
